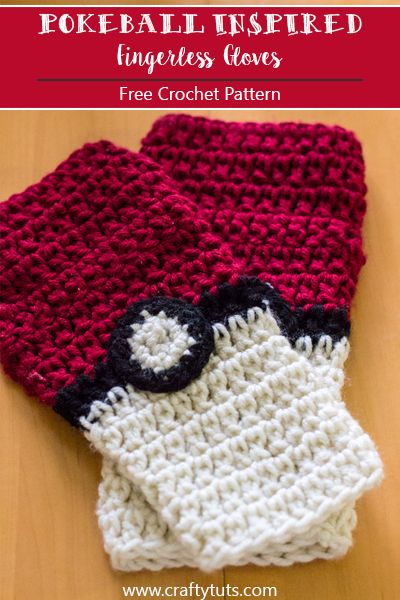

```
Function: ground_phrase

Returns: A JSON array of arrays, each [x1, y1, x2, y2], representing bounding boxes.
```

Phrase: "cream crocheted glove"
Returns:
[[83, 294, 382, 571], [98, 458, 357, 571], [1, 133, 382, 572]]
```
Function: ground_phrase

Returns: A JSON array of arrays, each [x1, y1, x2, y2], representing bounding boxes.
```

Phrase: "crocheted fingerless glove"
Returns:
[[141, 114, 368, 311], [0, 129, 382, 572], [92, 115, 376, 572], [0, 140, 237, 414], [95, 115, 381, 571], [96, 117, 382, 571]]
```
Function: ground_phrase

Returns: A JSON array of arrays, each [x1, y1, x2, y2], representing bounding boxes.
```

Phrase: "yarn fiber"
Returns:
[[0, 120, 382, 572], [141, 114, 367, 311], [99, 458, 357, 571], [0, 141, 237, 407], [96, 115, 380, 571], [86, 300, 381, 572]]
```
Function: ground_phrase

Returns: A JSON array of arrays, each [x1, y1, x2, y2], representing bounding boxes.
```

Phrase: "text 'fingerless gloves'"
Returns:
[[0, 115, 382, 571]]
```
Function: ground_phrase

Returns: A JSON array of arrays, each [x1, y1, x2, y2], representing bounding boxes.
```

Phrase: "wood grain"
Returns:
[[0, 110, 399, 600]]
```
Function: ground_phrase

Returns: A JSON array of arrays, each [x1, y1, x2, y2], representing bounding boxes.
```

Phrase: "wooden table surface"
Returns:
[[0, 110, 399, 600]]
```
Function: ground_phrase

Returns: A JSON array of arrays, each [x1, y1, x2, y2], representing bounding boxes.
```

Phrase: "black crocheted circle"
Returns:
[[107, 297, 215, 393], [54, 280, 350, 428]]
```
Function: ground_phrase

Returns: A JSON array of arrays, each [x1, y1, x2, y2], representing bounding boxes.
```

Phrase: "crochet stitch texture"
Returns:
[[104, 116, 381, 570], [141, 113, 367, 311], [99, 458, 357, 571], [88, 303, 380, 571], [0, 142, 238, 407], [0, 122, 382, 571]]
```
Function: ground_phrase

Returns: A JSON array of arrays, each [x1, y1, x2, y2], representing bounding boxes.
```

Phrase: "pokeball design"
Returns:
[[71, 278, 381, 571], [0, 134, 382, 572], [54, 278, 350, 427], [107, 297, 214, 393]]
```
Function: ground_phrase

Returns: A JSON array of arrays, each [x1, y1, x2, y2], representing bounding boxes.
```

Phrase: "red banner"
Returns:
[[0, 6, 399, 108]]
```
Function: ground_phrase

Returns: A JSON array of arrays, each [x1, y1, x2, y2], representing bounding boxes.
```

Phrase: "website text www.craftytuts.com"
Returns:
[[119, 85, 281, 103], [122, 583, 278, 599]]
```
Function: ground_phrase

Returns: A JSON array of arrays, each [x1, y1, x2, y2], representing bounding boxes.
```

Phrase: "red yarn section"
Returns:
[[141, 114, 367, 311], [0, 142, 239, 405], [1, 117, 367, 407]]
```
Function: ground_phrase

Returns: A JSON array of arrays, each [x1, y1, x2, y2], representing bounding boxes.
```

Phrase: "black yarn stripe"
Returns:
[[54, 278, 350, 428], [198, 277, 350, 344]]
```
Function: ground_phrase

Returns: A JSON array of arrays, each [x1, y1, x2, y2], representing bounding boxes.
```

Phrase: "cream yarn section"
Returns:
[[83, 303, 382, 571], [128, 310, 197, 373], [97, 458, 357, 571]]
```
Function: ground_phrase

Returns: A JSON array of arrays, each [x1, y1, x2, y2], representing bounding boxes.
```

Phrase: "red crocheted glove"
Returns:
[[141, 113, 367, 311], [0, 140, 238, 423], [0, 129, 381, 572]]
